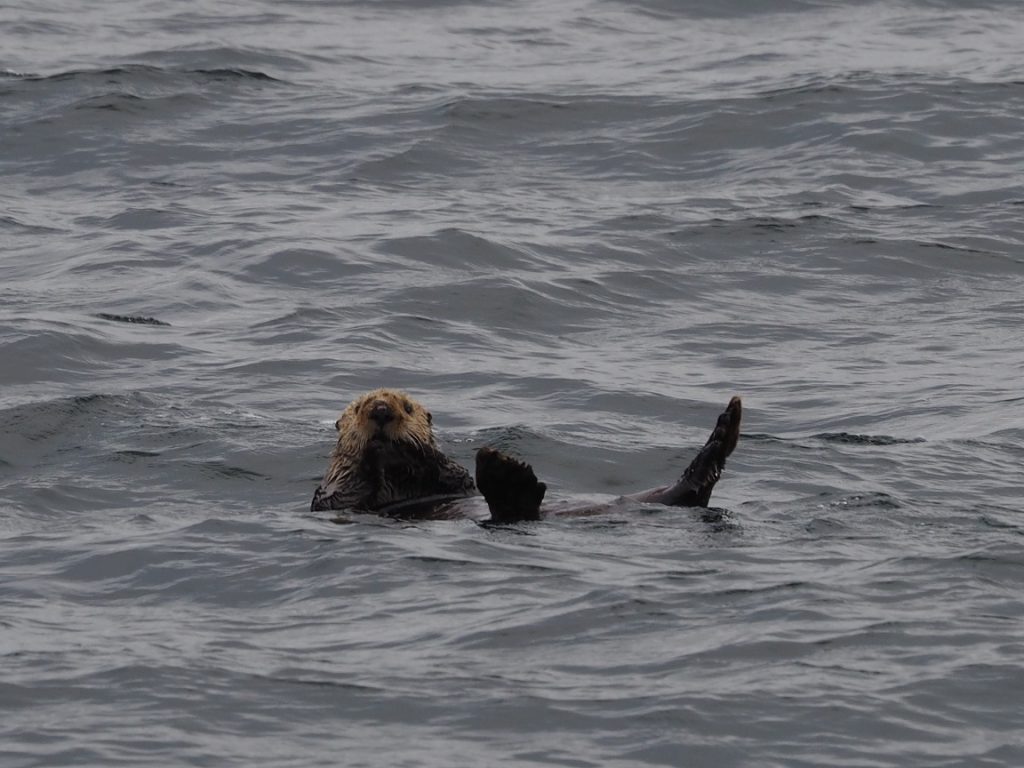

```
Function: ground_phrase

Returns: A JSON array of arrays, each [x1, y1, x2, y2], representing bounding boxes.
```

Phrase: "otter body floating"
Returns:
[[311, 388, 741, 523]]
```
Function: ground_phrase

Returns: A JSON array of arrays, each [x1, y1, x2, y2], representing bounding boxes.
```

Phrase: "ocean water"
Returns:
[[2, 1, 1023, 766]]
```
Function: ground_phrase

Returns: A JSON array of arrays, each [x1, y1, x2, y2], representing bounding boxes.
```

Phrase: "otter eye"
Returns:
[[403, 401, 414, 415]]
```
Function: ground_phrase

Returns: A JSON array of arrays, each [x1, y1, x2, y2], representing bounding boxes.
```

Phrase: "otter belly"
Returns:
[[354, 494, 491, 521], [370, 494, 664, 522]]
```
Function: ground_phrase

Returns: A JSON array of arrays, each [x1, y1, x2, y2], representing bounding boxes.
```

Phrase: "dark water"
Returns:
[[2, 1, 1023, 766]]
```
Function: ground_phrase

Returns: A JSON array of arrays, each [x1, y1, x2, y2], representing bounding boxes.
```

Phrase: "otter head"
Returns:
[[311, 388, 439, 512], [334, 388, 435, 456]]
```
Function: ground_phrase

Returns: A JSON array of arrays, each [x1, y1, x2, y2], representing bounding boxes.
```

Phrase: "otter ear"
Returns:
[[426, 411, 432, 424], [335, 418, 342, 431]]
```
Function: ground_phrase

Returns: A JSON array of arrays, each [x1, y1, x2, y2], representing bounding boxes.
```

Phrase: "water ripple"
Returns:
[[3, 0, 1024, 766]]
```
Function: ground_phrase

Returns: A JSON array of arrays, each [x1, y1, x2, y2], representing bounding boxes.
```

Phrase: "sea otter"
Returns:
[[310, 388, 741, 523]]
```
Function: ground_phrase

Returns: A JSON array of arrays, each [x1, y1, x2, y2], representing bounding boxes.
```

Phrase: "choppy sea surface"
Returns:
[[2, 1, 1023, 766]]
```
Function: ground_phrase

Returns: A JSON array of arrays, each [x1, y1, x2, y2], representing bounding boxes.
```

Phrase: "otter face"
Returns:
[[335, 388, 435, 455]]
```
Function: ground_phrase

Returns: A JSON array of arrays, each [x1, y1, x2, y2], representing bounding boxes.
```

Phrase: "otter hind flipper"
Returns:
[[475, 447, 546, 523], [648, 396, 742, 508]]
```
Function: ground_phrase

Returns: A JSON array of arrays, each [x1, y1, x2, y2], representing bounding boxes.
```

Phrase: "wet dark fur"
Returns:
[[311, 389, 742, 523]]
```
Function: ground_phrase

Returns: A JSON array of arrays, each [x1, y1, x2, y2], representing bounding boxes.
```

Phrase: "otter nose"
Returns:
[[369, 400, 393, 426]]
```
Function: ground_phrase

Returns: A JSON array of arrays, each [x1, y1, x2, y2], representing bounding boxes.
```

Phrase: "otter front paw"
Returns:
[[475, 446, 546, 523]]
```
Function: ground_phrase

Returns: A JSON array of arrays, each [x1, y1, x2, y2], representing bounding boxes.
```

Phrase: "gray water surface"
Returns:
[[2, 1, 1023, 766]]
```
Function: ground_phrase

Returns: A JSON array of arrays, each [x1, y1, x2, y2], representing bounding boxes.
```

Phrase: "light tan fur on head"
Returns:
[[333, 388, 435, 459]]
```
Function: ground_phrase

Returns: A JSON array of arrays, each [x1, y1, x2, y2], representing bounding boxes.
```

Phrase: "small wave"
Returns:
[[377, 228, 539, 270], [813, 433, 926, 446], [11, 63, 281, 85], [249, 306, 348, 331], [915, 240, 991, 255], [184, 460, 269, 482], [750, 214, 837, 231], [130, 44, 308, 75], [0, 215, 65, 234], [0, 393, 158, 459], [442, 95, 568, 123], [718, 579, 808, 597], [243, 248, 370, 285], [757, 70, 925, 100], [0, 392, 156, 427], [72, 92, 149, 113], [190, 67, 280, 81]]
